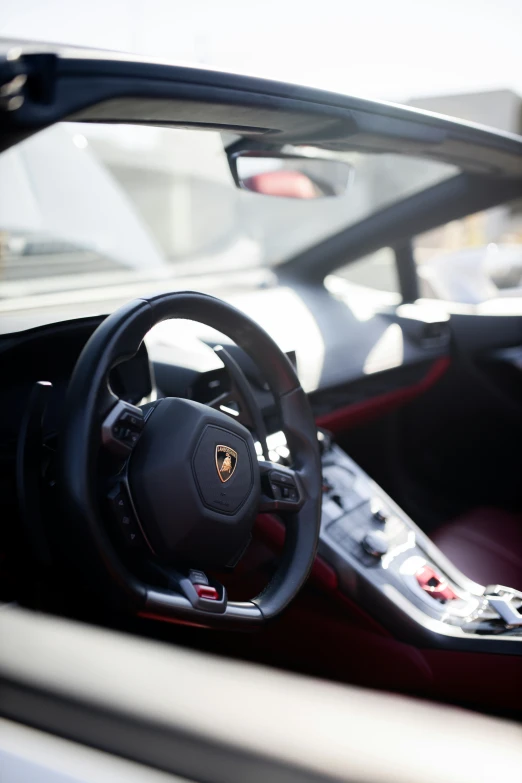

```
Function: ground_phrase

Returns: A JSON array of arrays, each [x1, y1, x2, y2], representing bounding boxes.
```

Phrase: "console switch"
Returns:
[[362, 530, 389, 558], [484, 585, 522, 627], [415, 565, 457, 601], [370, 498, 387, 523], [194, 584, 219, 600]]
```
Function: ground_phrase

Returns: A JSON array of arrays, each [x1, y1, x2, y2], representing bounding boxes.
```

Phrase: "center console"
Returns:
[[319, 434, 522, 652], [266, 430, 522, 653]]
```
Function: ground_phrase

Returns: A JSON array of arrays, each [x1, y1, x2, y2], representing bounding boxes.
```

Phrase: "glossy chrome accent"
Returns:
[[485, 587, 522, 627]]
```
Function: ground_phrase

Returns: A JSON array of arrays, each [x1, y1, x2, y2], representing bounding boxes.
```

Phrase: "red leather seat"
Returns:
[[432, 507, 522, 591]]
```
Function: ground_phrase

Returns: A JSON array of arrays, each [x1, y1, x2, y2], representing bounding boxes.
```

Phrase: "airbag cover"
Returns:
[[128, 398, 259, 567]]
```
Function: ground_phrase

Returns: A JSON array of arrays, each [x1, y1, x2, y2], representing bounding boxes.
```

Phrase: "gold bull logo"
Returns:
[[215, 445, 238, 483]]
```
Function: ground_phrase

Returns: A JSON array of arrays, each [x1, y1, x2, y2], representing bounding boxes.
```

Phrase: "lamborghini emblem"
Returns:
[[215, 445, 238, 482]]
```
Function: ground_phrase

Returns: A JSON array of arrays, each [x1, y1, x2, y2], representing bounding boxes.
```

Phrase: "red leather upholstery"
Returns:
[[432, 508, 522, 591]]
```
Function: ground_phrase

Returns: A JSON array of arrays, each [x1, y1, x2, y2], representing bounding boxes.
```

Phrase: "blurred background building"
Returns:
[[410, 89, 522, 134], [409, 90, 522, 293]]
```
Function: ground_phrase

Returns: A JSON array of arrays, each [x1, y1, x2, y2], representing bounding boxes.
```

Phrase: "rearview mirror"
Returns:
[[229, 151, 352, 199]]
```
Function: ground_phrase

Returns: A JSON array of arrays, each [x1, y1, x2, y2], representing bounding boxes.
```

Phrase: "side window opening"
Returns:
[[414, 199, 522, 304], [332, 247, 399, 294]]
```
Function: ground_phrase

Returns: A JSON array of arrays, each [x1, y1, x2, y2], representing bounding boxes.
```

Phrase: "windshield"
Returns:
[[0, 122, 458, 332]]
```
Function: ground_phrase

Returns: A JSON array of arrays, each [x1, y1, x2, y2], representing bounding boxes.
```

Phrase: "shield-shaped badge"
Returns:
[[215, 445, 238, 483]]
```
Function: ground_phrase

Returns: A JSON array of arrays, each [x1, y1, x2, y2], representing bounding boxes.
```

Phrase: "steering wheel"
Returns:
[[59, 292, 322, 628]]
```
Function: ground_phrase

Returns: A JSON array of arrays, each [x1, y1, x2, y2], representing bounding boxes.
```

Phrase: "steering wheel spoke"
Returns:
[[211, 345, 269, 459]]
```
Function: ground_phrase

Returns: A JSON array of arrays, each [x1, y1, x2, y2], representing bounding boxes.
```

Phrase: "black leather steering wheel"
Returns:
[[59, 292, 322, 627]]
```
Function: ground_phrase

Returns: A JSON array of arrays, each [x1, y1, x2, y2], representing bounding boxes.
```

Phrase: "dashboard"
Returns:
[[0, 311, 446, 454], [2, 282, 517, 535], [4, 290, 518, 565], [1, 278, 520, 450]]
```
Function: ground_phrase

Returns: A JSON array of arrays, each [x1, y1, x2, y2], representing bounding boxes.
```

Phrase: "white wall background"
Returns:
[[1, 0, 522, 104]]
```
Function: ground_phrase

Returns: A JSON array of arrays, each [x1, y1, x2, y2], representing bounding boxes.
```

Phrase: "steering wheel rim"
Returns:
[[59, 292, 322, 627]]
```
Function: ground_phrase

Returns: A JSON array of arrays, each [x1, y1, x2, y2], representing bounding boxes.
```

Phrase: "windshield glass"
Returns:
[[0, 122, 458, 332]]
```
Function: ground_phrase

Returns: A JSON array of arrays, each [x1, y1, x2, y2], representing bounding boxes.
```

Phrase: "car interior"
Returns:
[[1, 44, 522, 782]]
